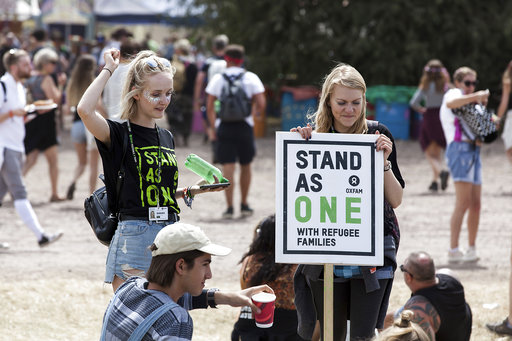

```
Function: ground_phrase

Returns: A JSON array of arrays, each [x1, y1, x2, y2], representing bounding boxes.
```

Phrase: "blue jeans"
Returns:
[[105, 219, 175, 283]]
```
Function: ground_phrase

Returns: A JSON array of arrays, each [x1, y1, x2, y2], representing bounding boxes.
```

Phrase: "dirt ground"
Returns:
[[1, 118, 512, 340]]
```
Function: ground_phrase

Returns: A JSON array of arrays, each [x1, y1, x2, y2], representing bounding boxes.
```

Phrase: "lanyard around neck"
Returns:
[[126, 120, 162, 205]]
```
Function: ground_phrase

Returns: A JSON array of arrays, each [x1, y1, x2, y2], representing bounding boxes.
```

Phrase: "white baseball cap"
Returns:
[[152, 223, 231, 257]]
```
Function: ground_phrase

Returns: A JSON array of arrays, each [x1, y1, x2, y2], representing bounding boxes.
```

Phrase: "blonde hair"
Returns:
[[453, 66, 476, 84], [310, 63, 368, 134], [33, 48, 58, 71], [376, 310, 430, 341], [120, 50, 176, 120]]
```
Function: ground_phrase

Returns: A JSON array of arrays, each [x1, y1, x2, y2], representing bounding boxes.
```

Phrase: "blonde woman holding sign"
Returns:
[[292, 63, 405, 340]]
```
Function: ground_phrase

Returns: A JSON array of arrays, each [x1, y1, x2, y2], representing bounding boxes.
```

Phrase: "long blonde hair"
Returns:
[[120, 50, 176, 120], [310, 63, 368, 134], [66, 54, 96, 107]]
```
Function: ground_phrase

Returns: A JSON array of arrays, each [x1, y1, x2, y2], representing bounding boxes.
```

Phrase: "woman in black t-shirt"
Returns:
[[78, 48, 225, 292]]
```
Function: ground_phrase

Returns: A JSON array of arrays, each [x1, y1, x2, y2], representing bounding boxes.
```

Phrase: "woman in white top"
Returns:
[[439, 66, 490, 264]]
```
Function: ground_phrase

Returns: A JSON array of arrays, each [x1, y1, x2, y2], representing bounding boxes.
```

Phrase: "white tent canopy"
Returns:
[[93, 0, 203, 24], [0, 0, 40, 21]]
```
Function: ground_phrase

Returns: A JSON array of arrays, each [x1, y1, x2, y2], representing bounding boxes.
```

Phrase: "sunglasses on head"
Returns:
[[463, 80, 478, 87], [399, 264, 413, 277], [145, 56, 171, 69]]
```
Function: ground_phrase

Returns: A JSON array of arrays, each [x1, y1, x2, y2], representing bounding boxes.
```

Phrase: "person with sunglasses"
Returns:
[[439, 67, 489, 264], [77, 48, 226, 292], [386, 251, 472, 341]]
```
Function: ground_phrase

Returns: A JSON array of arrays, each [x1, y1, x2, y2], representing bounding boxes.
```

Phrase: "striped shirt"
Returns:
[[102, 277, 193, 340]]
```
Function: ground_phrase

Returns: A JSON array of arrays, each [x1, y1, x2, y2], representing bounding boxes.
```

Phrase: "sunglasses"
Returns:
[[463, 80, 478, 87], [399, 264, 413, 277], [145, 56, 171, 69]]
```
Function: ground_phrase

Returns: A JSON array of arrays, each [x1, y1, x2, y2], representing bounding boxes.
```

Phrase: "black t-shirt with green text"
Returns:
[[96, 120, 180, 217]]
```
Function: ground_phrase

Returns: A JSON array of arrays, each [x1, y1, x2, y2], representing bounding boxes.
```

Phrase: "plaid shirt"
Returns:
[[103, 277, 194, 340]]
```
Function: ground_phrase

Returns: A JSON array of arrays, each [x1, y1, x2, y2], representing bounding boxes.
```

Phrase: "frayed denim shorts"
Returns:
[[104, 219, 175, 283], [446, 141, 481, 185]]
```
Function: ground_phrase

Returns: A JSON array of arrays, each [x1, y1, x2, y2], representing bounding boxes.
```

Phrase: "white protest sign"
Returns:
[[275, 132, 384, 265]]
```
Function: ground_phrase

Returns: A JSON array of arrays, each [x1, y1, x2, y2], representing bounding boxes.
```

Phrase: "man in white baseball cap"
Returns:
[[101, 222, 273, 341]]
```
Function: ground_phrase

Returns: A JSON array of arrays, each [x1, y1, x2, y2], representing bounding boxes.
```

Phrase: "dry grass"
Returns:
[[1, 125, 512, 340]]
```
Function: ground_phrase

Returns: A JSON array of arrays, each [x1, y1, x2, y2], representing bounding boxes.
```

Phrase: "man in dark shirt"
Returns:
[[386, 251, 472, 341]]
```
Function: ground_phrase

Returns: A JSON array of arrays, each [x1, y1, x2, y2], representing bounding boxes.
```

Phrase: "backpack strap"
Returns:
[[366, 120, 379, 134], [0, 81, 6, 103], [127, 300, 180, 341], [100, 281, 179, 341]]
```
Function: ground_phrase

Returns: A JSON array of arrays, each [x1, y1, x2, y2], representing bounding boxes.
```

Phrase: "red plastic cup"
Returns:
[[251, 292, 276, 328]]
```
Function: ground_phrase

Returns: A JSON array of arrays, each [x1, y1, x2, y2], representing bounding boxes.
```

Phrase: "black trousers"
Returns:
[[308, 277, 393, 341]]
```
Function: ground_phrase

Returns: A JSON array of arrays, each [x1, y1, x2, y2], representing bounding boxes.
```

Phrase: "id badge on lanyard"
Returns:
[[149, 206, 168, 221]]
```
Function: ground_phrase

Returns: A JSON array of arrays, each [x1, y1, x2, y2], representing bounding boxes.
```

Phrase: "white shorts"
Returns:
[[502, 110, 512, 151]]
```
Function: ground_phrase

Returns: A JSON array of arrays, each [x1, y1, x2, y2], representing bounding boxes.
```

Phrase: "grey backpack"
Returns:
[[218, 72, 252, 122]]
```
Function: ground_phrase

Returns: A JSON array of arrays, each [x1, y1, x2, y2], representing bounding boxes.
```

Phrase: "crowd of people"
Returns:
[[0, 25, 512, 340]]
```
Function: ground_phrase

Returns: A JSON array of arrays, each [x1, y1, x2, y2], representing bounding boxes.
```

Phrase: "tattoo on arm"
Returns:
[[404, 296, 440, 341]]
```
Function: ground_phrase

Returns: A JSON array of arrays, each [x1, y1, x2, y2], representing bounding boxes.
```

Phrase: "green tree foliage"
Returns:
[[192, 0, 512, 105]]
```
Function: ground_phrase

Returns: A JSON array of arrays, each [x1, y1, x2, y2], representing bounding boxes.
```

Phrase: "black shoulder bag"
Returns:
[[84, 129, 128, 246]]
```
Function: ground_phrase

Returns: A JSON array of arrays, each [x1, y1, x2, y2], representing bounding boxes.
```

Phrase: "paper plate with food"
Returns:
[[26, 100, 58, 112]]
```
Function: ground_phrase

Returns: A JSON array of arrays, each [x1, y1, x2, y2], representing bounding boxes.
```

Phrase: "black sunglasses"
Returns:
[[463, 80, 478, 87], [399, 264, 413, 277]]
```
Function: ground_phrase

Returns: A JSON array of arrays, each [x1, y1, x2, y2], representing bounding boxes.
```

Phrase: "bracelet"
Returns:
[[207, 288, 219, 308], [8, 111, 13, 118], [384, 160, 392, 172], [183, 186, 195, 209], [102, 67, 113, 76]]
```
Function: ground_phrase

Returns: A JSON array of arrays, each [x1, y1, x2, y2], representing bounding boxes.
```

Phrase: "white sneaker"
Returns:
[[463, 248, 480, 262], [38, 232, 63, 247], [448, 249, 464, 263]]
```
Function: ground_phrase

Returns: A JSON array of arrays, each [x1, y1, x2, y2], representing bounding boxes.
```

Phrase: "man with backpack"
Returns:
[[193, 34, 229, 144], [205, 45, 266, 219]]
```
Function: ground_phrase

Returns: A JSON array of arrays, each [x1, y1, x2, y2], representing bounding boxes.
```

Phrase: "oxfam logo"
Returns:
[[349, 175, 360, 187]]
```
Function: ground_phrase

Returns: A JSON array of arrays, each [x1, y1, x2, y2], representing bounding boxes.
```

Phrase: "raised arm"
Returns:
[[77, 48, 120, 145], [446, 89, 489, 109]]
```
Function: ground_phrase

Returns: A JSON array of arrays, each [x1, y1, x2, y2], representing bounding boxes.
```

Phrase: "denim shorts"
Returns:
[[70, 120, 87, 144], [104, 219, 175, 283], [446, 141, 481, 185]]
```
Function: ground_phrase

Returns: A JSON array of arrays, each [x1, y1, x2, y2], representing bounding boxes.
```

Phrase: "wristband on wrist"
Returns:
[[102, 67, 113, 76], [384, 160, 392, 172], [207, 288, 219, 308], [8, 110, 13, 118]]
